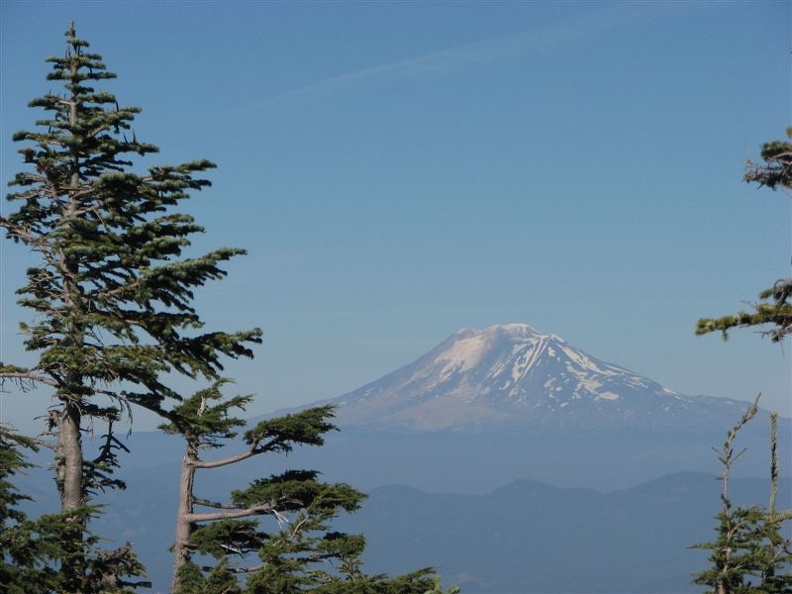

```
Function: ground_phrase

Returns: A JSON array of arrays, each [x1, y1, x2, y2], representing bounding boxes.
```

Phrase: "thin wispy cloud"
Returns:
[[241, 2, 681, 109]]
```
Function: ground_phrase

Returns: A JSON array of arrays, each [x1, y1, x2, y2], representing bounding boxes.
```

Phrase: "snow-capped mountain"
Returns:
[[327, 323, 753, 431]]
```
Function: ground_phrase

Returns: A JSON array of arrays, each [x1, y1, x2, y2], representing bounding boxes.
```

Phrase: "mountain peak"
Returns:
[[435, 324, 552, 379], [454, 323, 549, 339], [326, 323, 750, 432]]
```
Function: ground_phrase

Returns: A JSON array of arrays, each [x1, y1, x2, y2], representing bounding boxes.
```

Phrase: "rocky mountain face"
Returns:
[[326, 323, 752, 432]]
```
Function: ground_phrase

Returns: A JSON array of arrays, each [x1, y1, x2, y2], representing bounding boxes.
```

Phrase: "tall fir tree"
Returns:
[[0, 24, 261, 590]]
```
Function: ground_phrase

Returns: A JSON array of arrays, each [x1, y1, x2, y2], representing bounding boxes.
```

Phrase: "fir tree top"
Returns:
[[1, 23, 262, 416]]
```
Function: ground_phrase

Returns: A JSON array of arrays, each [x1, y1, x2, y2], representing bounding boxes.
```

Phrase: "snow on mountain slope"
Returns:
[[326, 324, 752, 431]]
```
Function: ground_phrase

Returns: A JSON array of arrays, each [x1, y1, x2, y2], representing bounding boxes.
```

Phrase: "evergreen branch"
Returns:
[[185, 500, 281, 523], [215, 550, 339, 576], [192, 498, 245, 510], [0, 369, 58, 389], [696, 300, 792, 343]]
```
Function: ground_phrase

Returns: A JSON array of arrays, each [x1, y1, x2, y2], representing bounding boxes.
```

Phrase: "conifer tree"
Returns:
[[697, 129, 792, 342], [0, 425, 149, 592], [691, 398, 792, 594], [159, 384, 434, 594], [0, 23, 261, 590], [0, 426, 63, 592], [421, 575, 461, 594]]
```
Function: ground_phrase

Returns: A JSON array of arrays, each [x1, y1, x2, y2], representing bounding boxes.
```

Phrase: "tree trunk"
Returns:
[[57, 400, 83, 510], [56, 398, 85, 592], [54, 73, 88, 591], [172, 440, 198, 593]]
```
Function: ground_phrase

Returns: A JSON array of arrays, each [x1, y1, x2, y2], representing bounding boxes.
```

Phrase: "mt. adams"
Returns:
[[326, 323, 753, 432]]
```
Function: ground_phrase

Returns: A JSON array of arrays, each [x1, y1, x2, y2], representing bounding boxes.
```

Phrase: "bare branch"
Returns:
[[191, 445, 262, 469], [185, 500, 279, 523]]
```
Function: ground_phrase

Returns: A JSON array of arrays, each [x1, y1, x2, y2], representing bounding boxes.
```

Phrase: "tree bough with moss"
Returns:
[[696, 128, 792, 343]]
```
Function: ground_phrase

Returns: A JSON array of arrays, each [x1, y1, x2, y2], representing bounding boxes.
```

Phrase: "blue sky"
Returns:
[[1, 1, 790, 434]]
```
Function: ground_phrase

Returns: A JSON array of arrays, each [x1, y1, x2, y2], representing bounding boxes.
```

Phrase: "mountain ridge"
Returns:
[[335, 471, 792, 593], [19, 466, 783, 593]]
